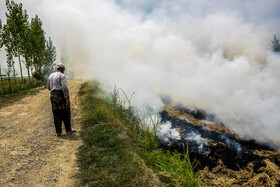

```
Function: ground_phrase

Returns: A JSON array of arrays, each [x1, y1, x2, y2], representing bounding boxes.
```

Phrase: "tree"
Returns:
[[21, 18, 33, 82], [30, 15, 46, 81], [43, 37, 56, 79], [5, 0, 29, 81], [0, 19, 4, 91], [2, 22, 17, 89], [271, 34, 280, 52], [6, 50, 14, 91]]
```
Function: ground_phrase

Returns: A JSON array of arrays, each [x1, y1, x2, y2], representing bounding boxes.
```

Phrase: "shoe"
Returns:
[[67, 128, 77, 135], [57, 133, 61, 136]]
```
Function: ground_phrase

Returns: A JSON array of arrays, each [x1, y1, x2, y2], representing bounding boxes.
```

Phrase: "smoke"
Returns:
[[1, 0, 280, 146], [157, 121, 181, 146], [219, 135, 242, 155], [185, 131, 210, 156]]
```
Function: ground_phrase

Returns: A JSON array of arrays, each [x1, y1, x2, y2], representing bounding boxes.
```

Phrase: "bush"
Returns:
[[32, 70, 44, 81]]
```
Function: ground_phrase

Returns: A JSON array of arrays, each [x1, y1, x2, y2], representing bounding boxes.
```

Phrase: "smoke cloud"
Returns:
[[1, 0, 280, 147], [157, 121, 181, 146]]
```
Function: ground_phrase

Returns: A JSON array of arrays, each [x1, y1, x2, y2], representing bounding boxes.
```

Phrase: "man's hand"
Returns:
[[66, 99, 70, 107]]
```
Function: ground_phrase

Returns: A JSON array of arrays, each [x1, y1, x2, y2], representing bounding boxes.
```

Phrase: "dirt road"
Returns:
[[0, 81, 82, 186]]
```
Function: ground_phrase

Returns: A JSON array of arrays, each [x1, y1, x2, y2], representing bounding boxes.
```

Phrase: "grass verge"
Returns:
[[76, 81, 202, 186]]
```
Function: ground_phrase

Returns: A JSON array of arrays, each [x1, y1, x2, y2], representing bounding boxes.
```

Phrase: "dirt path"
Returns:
[[0, 81, 83, 187]]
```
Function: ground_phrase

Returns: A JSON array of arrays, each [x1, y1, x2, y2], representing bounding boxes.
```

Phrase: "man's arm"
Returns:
[[61, 75, 70, 106], [47, 77, 51, 91]]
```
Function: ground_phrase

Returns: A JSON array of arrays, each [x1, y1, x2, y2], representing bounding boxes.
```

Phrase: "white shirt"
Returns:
[[47, 71, 69, 99]]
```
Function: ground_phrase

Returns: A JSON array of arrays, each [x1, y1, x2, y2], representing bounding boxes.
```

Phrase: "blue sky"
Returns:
[[114, 0, 280, 24]]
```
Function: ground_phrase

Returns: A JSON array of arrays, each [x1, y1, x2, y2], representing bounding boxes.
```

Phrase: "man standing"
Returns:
[[48, 63, 73, 136]]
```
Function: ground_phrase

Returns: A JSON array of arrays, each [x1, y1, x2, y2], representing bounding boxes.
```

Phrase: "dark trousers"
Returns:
[[52, 107, 71, 134], [50, 90, 71, 134]]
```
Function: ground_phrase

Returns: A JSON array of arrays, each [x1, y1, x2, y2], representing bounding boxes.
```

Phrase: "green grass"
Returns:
[[76, 81, 161, 186], [77, 81, 202, 186], [140, 149, 201, 186], [0, 77, 42, 95]]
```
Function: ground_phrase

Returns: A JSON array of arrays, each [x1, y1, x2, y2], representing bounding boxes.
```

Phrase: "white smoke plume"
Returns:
[[185, 131, 210, 156], [1, 0, 280, 147], [156, 121, 181, 146], [219, 135, 242, 154]]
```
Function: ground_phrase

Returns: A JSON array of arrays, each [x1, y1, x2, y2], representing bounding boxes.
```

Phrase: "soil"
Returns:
[[0, 81, 83, 187]]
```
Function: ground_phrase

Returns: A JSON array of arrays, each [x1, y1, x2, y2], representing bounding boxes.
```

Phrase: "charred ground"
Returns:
[[159, 105, 280, 186]]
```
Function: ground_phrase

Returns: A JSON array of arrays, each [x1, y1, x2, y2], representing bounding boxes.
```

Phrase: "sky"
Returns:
[[1, 0, 280, 147]]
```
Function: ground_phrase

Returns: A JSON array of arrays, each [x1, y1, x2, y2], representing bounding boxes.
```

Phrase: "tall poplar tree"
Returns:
[[5, 0, 29, 81], [0, 19, 4, 91], [30, 15, 46, 81], [2, 22, 17, 89], [44, 37, 56, 78], [22, 18, 33, 82]]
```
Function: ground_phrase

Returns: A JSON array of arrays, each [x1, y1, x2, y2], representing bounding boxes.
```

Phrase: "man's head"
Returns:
[[57, 63, 65, 73]]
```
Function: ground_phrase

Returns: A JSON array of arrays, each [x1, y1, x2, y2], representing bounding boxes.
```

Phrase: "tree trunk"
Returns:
[[27, 66, 31, 83], [12, 62, 17, 89], [31, 67, 34, 85], [7, 71, 11, 92], [18, 49, 24, 82], [25, 57, 31, 83], [0, 65, 4, 91], [39, 59, 42, 72]]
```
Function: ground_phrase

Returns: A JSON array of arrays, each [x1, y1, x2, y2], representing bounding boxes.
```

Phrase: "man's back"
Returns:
[[48, 71, 69, 99], [48, 71, 65, 91]]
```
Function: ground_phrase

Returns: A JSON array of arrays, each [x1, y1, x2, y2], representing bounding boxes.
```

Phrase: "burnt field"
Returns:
[[159, 106, 280, 186]]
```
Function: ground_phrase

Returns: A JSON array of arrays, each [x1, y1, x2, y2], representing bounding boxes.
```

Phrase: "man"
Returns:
[[48, 63, 73, 136]]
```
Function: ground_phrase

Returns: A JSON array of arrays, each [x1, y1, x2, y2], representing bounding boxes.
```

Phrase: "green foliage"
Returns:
[[1, 16, 15, 80], [77, 81, 202, 186], [46, 37, 56, 65], [271, 34, 280, 52], [0, 19, 2, 48], [32, 70, 44, 81], [1, 0, 57, 85], [4, 0, 29, 80], [141, 149, 201, 186], [110, 86, 202, 186], [30, 15, 46, 71], [43, 37, 56, 79], [21, 14, 33, 80], [0, 77, 42, 95]]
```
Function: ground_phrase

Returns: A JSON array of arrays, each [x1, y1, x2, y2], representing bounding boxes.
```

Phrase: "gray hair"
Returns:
[[56, 63, 65, 70]]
